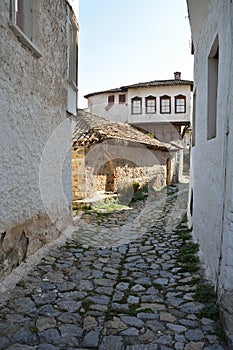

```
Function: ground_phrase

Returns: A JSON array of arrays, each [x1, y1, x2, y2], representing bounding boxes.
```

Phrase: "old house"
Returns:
[[72, 110, 180, 203], [84, 72, 193, 143], [187, 0, 233, 345], [0, 0, 79, 281]]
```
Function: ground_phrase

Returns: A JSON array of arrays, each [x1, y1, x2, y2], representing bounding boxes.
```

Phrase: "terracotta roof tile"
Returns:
[[73, 109, 180, 151]]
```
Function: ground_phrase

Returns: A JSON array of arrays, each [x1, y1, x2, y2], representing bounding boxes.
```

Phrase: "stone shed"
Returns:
[[72, 110, 180, 203]]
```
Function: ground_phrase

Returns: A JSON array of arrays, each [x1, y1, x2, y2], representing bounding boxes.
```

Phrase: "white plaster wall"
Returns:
[[88, 93, 129, 122], [189, 0, 232, 289], [0, 0, 77, 279], [127, 85, 191, 124], [87, 84, 192, 125]]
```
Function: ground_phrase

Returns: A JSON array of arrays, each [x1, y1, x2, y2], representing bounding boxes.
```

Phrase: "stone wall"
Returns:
[[72, 143, 175, 202], [95, 158, 166, 193], [0, 0, 77, 281]]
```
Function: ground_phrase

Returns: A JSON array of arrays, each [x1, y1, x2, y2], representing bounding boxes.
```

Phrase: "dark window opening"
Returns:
[[119, 94, 126, 104], [108, 95, 115, 105]]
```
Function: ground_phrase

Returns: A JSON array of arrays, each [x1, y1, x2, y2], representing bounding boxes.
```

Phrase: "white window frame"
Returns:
[[131, 97, 142, 115], [10, 0, 42, 58]]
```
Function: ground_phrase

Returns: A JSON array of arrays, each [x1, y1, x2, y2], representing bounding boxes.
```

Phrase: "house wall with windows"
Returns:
[[85, 74, 193, 143], [87, 91, 129, 123], [187, 0, 233, 343], [0, 0, 79, 281]]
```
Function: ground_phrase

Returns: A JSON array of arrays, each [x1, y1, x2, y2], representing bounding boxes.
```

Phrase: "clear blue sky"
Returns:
[[78, 0, 193, 108]]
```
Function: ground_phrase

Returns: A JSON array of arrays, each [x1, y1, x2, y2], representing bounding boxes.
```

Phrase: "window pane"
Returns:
[[132, 99, 142, 114], [161, 98, 171, 113], [175, 98, 185, 113], [146, 98, 156, 113]]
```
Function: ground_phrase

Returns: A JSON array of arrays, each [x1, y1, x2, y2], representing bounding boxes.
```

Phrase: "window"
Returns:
[[69, 16, 78, 88], [15, 0, 33, 39], [10, 0, 42, 57], [108, 95, 115, 105], [119, 94, 126, 104], [160, 95, 171, 114], [175, 95, 186, 113], [131, 97, 142, 114], [207, 36, 219, 140], [146, 96, 156, 114]]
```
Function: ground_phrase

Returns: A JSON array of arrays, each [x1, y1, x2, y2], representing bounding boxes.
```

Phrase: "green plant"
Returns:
[[194, 283, 216, 303]]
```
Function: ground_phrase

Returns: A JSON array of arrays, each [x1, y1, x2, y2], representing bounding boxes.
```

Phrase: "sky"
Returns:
[[78, 0, 194, 108]]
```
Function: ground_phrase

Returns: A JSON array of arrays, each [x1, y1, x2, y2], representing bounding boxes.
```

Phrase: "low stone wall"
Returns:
[[95, 158, 166, 193], [72, 145, 175, 202]]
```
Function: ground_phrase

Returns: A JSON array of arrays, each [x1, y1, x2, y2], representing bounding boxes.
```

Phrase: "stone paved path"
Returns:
[[0, 184, 229, 350]]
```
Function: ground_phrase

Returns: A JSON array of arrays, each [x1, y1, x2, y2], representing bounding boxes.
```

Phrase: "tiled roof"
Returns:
[[73, 109, 180, 151], [84, 79, 193, 98]]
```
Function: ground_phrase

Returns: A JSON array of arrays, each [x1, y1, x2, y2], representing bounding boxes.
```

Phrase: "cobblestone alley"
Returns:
[[0, 184, 229, 350]]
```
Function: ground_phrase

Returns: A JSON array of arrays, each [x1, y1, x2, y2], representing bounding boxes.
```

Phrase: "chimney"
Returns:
[[174, 72, 181, 80]]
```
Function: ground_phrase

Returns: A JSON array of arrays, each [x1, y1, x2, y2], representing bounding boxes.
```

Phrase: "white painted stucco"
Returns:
[[0, 0, 78, 281], [187, 0, 233, 342], [88, 92, 129, 123], [87, 83, 192, 128]]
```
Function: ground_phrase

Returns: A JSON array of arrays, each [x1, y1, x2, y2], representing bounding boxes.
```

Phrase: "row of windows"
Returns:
[[108, 94, 126, 105], [132, 95, 186, 114], [107, 94, 186, 114]]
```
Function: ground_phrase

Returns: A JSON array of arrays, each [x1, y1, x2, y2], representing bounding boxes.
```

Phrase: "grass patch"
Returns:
[[91, 198, 130, 213], [198, 305, 219, 320], [194, 283, 216, 303]]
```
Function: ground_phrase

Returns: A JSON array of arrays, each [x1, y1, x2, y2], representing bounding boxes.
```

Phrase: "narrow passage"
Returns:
[[0, 184, 228, 350]]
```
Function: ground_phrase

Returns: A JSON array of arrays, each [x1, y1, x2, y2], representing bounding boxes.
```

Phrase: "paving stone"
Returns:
[[137, 312, 159, 320], [146, 319, 166, 332], [167, 323, 187, 333], [138, 329, 155, 343], [82, 330, 100, 348], [126, 345, 158, 350], [121, 327, 139, 336], [6, 346, 36, 350], [99, 335, 124, 350], [37, 345, 58, 350], [131, 284, 146, 292], [160, 312, 176, 322], [59, 324, 83, 337], [120, 316, 144, 328], [36, 317, 56, 331], [39, 328, 61, 345], [127, 295, 140, 304], [185, 342, 205, 350], [157, 334, 173, 345], [83, 315, 98, 331], [185, 329, 205, 341]]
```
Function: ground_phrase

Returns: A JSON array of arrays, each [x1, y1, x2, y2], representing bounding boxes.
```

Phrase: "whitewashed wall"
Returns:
[[0, 0, 77, 281], [187, 0, 233, 341], [127, 85, 191, 124], [88, 92, 129, 122], [87, 84, 191, 126]]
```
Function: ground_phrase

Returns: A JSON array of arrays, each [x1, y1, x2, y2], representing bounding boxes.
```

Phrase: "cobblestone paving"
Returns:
[[0, 184, 229, 350]]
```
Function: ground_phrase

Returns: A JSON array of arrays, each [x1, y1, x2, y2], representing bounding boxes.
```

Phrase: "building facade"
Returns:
[[84, 73, 193, 143], [0, 0, 79, 281], [187, 0, 233, 345]]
